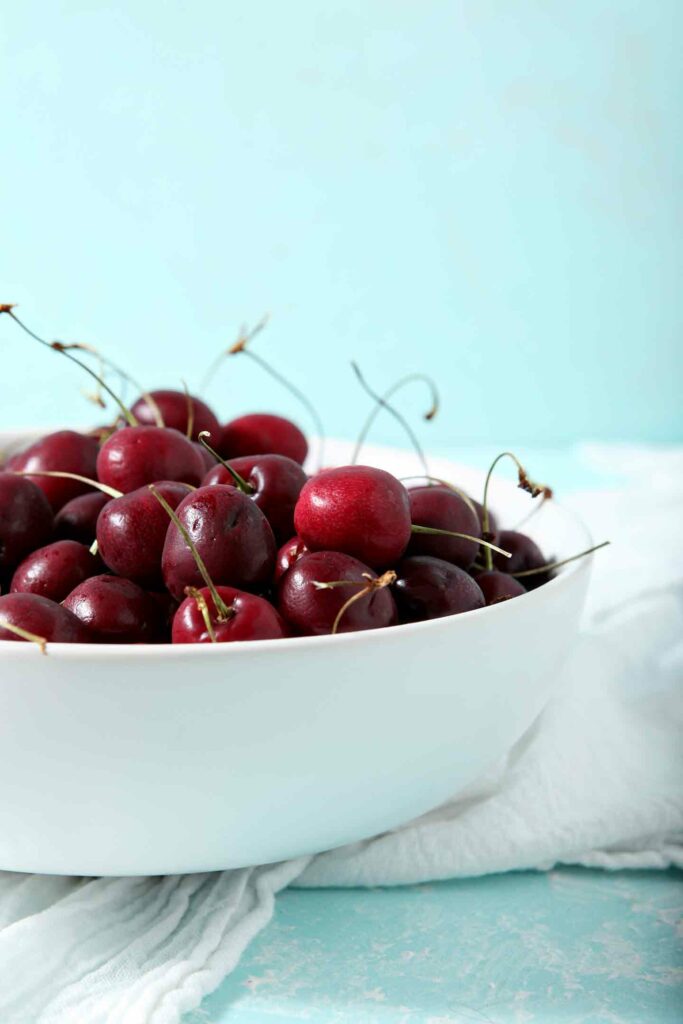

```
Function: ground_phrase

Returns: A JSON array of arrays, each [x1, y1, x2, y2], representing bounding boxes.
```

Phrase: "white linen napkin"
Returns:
[[0, 445, 681, 1023]]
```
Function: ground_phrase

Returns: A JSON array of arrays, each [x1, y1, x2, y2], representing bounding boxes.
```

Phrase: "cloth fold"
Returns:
[[0, 445, 681, 1023]]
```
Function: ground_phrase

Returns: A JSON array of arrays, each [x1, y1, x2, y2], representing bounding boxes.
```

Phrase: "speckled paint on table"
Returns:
[[192, 868, 682, 1024]]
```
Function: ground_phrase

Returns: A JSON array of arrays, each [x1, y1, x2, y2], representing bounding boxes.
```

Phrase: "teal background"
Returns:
[[1, 1, 681, 445]]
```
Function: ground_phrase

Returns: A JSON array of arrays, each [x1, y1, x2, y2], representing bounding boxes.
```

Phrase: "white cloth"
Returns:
[[0, 446, 681, 1023]]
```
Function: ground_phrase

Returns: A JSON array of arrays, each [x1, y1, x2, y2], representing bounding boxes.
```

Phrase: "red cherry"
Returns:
[[0, 473, 53, 569], [492, 530, 548, 589], [96, 481, 192, 585], [407, 486, 481, 570], [54, 491, 110, 545], [96, 426, 204, 494], [7, 431, 99, 511], [10, 540, 101, 603], [274, 536, 308, 582], [131, 389, 221, 441], [474, 570, 526, 605], [277, 550, 397, 636], [219, 413, 308, 465], [294, 466, 411, 568], [203, 454, 307, 543], [0, 592, 90, 644], [161, 485, 276, 601], [63, 574, 160, 643], [172, 585, 287, 643], [393, 555, 485, 622]]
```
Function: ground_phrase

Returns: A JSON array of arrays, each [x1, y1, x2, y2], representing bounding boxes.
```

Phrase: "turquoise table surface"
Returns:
[[185, 447, 681, 1024]]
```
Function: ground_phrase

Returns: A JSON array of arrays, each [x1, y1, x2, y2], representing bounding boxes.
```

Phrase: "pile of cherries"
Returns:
[[0, 308, 579, 650]]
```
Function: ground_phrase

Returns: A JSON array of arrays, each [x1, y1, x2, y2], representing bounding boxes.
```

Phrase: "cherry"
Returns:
[[193, 441, 217, 475], [474, 570, 526, 605], [492, 530, 548, 589], [131, 389, 221, 441], [277, 550, 397, 636], [148, 590, 179, 642], [96, 481, 192, 586], [7, 431, 99, 511], [220, 413, 308, 465], [96, 426, 205, 493], [407, 486, 481, 570], [161, 485, 276, 601], [202, 453, 307, 543], [294, 466, 411, 568], [274, 536, 308, 582], [393, 555, 485, 622], [63, 574, 160, 643], [11, 540, 102, 603], [173, 585, 287, 644], [54, 491, 110, 545], [0, 592, 90, 646], [0, 473, 53, 569]]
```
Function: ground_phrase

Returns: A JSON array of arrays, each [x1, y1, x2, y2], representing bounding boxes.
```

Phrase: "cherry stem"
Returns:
[[481, 452, 552, 571], [11, 469, 122, 499], [327, 570, 397, 635], [200, 316, 269, 394], [410, 524, 511, 559], [197, 432, 255, 494], [351, 363, 431, 478], [58, 341, 165, 428], [352, 373, 439, 468], [90, 539, 99, 556], [2, 310, 138, 428], [185, 586, 218, 642], [399, 475, 478, 519], [511, 541, 610, 578], [181, 380, 195, 439], [148, 484, 232, 621], [0, 618, 47, 653]]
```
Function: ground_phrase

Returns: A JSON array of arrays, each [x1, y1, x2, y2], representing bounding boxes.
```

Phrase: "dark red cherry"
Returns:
[[173, 585, 287, 643], [274, 536, 308, 582], [54, 491, 110, 545], [407, 486, 481, 570], [7, 430, 99, 511], [277, 550, 397, 636], [474, 570, 526, 605], [148, 590, 179, 642], [0, 592, 90, 644], [220, 413, 308, 465], [161, 485, 276, 601], [63, 574, 160, 643], [0, 473, 53, 569], [203, 454, 307, 543], [10, 540, 102, 603], [393, 556, 485, 623], [96, 426, 204, 494], [492, 531, 549, 589], [96, 481, 192, 586], [294, 466, 411, 568], [131, 389, 221, 442]]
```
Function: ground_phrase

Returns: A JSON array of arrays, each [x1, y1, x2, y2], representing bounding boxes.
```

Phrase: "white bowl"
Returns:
[[0, 435, 592, 876]]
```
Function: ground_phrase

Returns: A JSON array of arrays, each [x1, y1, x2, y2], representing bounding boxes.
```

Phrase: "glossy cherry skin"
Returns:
[[54, 491, 110, 545], [474, 570, 526, 605], [96, 481, 192, 586], [0, 592, 90, 644], [10, 541, 102, 603], [492, 530, 549, 590], [294, 466, 411, 568], [219, 413, 308, 465], [407, 486, 481, 570], [161, 485, 276, 601], [277, 550, 397, 636], [131, 389, 221, 442], [0, 473, 53, 569], [63, 574, 160, 643], [274, 536, 308, 582], [7, 430, 99, 511], [203, 454, 307, 544], [173, 585, 287, 643], [393, 556, 485, 623], [96, 426, 204, 494]]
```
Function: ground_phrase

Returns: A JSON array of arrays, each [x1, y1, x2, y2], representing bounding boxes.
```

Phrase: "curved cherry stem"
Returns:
[[184, 586, 218, 642], [351, 363, 431, 478], [0, 618, 47, 653], [149, 484, 233, 621], [511, 541, 610, 578], [64, 342, 165, 428], [352, 373, 439, 467], [197, 432, 255, 494], [1, 309, 138, 427], [313, 570, 397, 635], [11, 469, 122, 499], [411, 523, 511, 559], [481, 452, 552, 571]]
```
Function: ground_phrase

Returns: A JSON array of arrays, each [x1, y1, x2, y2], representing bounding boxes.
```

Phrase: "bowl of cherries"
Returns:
[[0, 308, 605, 875]]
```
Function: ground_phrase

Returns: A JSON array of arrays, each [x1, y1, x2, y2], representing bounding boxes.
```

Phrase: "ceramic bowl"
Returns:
[[0, 435, 592, 875]]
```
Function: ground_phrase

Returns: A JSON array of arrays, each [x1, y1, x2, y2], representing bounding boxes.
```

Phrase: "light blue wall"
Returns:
[[1, 1, 681, 446]]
